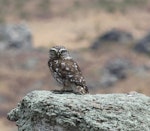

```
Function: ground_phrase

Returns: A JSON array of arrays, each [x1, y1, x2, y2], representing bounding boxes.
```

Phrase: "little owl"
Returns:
[[48, 46, 89, 94]]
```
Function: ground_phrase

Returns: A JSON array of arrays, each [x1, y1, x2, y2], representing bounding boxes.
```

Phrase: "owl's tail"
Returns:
[[84, 86, 89, 94], [77, 85, 89, 94]]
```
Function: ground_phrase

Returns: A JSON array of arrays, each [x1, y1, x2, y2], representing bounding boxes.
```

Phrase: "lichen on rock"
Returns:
[[7, 90, 150, 131]]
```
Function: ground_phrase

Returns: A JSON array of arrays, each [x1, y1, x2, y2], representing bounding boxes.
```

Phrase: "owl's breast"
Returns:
[[48, 59, 63, 84]]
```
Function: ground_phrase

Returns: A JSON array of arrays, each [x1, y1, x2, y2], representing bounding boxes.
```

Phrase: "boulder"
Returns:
[[7, 90, 150, 131], [100, 58, 131, 87], [0, 24, 32, 50], [134, 33, 150, 55], [91, 29, 133, 49], [100, 73, 119, 87], [133, 65, 150, 77]]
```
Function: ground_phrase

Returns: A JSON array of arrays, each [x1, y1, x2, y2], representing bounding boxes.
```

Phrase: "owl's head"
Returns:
[[49, 46, 71, 59]]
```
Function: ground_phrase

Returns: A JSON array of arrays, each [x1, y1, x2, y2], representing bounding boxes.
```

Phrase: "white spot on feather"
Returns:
[[61, 62, 65, 67], [66, 67, 70, 70], [54, 60, 58, 64], [64, 56, 72, 60]]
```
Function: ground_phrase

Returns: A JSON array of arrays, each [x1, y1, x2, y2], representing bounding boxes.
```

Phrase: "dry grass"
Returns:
[[27, 10, 150, 50], [0, 118, 17, 131]]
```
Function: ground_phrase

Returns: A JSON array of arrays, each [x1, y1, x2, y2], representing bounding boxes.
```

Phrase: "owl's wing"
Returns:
[[59, 59, 86, 86]]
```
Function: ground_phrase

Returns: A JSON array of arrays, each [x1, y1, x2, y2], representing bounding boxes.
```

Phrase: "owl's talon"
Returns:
[[52, 89, 81, 95], [61, 90, 74, 93], [62, 90, 82, 95], [51, 90, 64, 94]]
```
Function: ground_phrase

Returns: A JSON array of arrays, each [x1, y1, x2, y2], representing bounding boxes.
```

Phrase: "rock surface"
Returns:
[[7, 90, 150, 131], [91, 29, 133, 49], [0, 24, 32, 50]]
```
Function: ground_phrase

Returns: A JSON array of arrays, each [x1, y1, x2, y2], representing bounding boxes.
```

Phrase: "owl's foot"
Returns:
[[51, 90, 64, 94], [51, 89, 81, 95], [61, 89, 83, 95]]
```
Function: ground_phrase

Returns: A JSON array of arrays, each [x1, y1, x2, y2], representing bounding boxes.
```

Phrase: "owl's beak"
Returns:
[[57, 52, 60, 57]]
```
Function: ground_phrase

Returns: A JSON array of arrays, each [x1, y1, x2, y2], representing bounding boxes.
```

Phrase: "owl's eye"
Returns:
[[50, 50, 56, 54], [50, 47, 58, 54], [59, 48, 68, 54], [60, 50, 67, 54], [49, 50, 57, 57]]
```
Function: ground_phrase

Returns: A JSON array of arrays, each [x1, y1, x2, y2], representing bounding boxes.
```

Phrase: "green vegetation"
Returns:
[[0, 0, 148, 21], [96, 0, 148, 13], [38, 0, 51, 15], [14, 0, 28, 19], [0, 0, 51, 21]]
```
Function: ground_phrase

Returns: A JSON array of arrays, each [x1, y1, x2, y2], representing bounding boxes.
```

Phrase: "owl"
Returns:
[[48, 46, 89, 94]]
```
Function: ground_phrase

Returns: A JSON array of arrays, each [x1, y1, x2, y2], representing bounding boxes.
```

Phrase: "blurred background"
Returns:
[[0, 0, 150, 130]]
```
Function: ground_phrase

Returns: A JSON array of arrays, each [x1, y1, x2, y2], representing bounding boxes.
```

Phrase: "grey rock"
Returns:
[[7, 90, 150, 131], [134, 33, 150, 55], [91, 29, 133, 49], [0, 24, 32, 50], [105, 58, 131, 79], [100, 58, 131, 87], [133, 65, 150, 77], [100, 73, 118, 87]]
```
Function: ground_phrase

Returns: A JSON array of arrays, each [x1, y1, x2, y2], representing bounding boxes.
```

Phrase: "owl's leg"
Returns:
[[61, 80, 74, 92], [62, 83, 72, 91], [62, 82, 82, 94], [52, 82, 73, 94]]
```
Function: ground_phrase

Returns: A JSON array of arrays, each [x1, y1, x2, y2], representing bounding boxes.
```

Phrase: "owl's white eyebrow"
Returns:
[[59, 48, 67, 52], [50, 48, 58, 52]]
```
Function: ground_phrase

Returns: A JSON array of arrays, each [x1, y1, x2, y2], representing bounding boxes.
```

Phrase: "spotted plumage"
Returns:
[[48, 46, 89, 94]]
